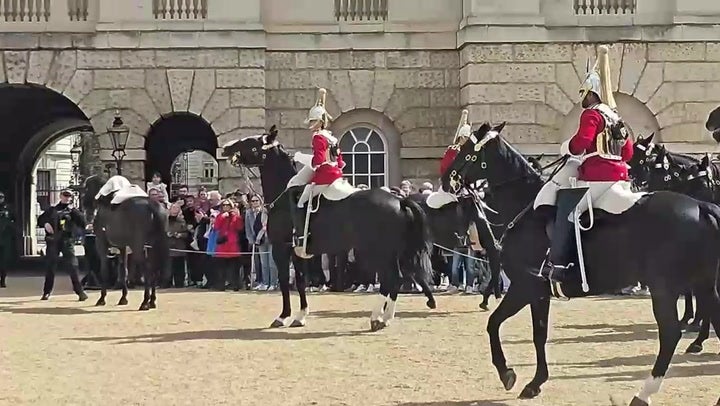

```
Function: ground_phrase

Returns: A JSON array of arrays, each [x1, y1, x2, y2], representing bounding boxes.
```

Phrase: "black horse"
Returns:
[[443, 122, 720, 405], [706, 105, 720, 142], [82, 174, 169, 311], [222, 126, 436, 331], [631, 140, 716, 339], [412, 191, 504, 310]]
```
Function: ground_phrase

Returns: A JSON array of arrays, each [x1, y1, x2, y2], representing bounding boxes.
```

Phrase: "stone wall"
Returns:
[[461, 42, 720, 149], [0, 48, 267, 186], [264, 50, 461, 182]]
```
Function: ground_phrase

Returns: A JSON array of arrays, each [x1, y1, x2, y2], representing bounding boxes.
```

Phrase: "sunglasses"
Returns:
[[251, 200, 260, 203]]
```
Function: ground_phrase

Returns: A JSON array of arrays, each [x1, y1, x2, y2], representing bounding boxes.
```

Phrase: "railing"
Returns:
[[1, 0, 51, 22], [67, 0, 88, 21], [334, 0, 388, 21], [0, 0, 92, 29], [573, 0, 636, 15], [153, 0, 207, 20]]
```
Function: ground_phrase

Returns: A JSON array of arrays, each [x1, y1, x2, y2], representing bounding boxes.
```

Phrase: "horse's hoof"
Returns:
[[269, 319, 285, 328], [685, 343, 703, 354], [270, 319, 285, 328], [518, 384, 541, 399], [148, 302, 156, 309], [0, 281, 6, 288], [95, 299, 105, 306], [500, 368, 517, 391], [289, 319, 305, 328], [479, 302, 490, 311], [370, 320, 385, 332], [78, 292, 88, 302], [426, 299, 436, 309], [629, 396, 649, 406], [138, 304, 150, 311], [117, 297, 128, 306], [41, 294, 50, 301]]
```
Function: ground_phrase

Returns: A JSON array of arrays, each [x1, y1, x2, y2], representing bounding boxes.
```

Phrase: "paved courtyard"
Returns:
[[1, 275, 718, 406]]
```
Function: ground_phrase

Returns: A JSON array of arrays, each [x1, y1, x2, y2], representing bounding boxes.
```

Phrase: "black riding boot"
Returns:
[[539, 187, 589, 284], [289, 187, 307, 250]]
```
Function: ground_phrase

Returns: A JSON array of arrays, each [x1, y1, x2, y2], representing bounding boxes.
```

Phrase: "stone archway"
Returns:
[[0, 84, 92, 256], [144, 113, 218, 195], [559, 92, 661, 142]]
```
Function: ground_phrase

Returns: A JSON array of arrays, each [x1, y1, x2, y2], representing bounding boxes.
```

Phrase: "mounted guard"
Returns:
[[426, 109, 472, 209], [287, 88, 355, 258], [534, 45, 641, 289]]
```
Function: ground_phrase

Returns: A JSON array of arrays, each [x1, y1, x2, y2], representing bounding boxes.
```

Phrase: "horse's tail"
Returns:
[[148, 201, 170, 283], [698, 202, 720, 302], [398, 197, 434, 286]]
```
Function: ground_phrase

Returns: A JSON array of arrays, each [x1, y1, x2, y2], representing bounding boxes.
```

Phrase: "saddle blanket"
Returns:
[[426, 188, 458, 209], [534, 157, 644, 215], [290, 151, 358, 203]]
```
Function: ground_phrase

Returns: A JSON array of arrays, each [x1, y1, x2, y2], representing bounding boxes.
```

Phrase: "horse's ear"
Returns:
[[702, 153, 711, 167], [267, 125, 278, 143], [646, 133, 655, 144], [493, 121, 507, 133]]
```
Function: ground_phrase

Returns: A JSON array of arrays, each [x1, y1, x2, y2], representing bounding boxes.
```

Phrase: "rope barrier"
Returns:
[[432, 243, 490, 264]]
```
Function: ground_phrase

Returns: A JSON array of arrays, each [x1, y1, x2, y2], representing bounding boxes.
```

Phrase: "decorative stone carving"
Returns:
[[167, 69, 194, 111]]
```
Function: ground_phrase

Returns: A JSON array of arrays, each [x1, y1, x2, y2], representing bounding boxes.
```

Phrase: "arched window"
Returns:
[[339, 126, 387, 188]]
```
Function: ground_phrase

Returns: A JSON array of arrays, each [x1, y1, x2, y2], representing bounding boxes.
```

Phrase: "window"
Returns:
[[339, 127, 387, 188], [36, 170, 53, 210], [202, 162, 216, 180]]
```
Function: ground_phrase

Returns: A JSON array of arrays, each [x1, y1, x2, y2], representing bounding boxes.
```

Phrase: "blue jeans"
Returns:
[[256, 243, 277, 287], [451, 248, 474, 286]]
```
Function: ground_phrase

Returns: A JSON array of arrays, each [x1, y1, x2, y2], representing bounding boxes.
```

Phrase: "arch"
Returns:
[[0, 83, 91, 256], [559, 92, 661, 142], [144, 113, 218, 189], [330, 108, 402, 187]]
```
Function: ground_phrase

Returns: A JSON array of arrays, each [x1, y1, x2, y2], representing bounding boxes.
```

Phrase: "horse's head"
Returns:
[[706, 105, 720, 142], [628, 133, 656, 188], [222, 125, 281, 168], [685, 153, 718, 201], [647, 145, 685, 192]]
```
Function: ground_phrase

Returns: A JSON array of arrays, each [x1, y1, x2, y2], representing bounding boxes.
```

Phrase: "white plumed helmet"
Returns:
[[305, 88, 332, 128], [453, 109, 472, 143], [579, 45, 617, 109]]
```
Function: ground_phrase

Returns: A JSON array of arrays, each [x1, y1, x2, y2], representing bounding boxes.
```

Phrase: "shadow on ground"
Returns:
[[311, 309, 475, 320], [396, 401, 512, 406], [504, 322, 659, 345], [64, 327, 374, 344]]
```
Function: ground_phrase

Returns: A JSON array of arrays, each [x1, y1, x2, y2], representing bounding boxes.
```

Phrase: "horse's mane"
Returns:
[[494, 134, 542, 184]]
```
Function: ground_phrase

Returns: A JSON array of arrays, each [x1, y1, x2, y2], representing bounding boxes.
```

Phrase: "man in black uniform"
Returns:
[[37, 189, 88, 301], [0, 191, 14, 288]]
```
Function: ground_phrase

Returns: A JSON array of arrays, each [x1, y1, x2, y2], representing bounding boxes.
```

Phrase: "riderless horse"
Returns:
[[222, 126, 436, 331], [82, 174, 169, 311], [444, 122, 720, 406]]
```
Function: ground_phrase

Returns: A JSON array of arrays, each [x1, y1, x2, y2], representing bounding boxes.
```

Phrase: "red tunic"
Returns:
[[213, 211, 243, 258], [440, 147, 459, 176], [568, 109, 633, 182], [310, 132, 345, 185]]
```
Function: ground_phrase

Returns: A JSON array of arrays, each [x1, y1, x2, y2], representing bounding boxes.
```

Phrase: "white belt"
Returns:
[[581, 151, 622, 163], [312, 161, 338, 170]]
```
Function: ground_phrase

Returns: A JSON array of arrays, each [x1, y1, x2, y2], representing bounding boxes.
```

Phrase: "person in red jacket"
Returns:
[[426, 109, 472, 210], [290, 88, 349, 258], [212, 199, 243, 291], [539, 44, 635, 284]]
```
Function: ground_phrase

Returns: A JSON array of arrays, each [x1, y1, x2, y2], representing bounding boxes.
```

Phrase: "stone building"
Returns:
[[1, 0, 719, 254]]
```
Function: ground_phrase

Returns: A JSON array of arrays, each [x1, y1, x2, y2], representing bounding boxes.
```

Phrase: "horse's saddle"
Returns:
[[111, 185, 148, 205]]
